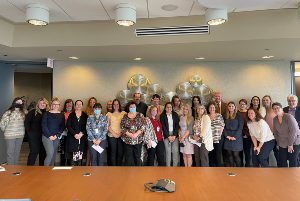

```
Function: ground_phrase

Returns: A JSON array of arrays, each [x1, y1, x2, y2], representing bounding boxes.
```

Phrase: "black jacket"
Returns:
[[283, 106, 300, 128], [66, 112, 88, 152], [24, 109, 45, 138], [160, 111, 180, 138]]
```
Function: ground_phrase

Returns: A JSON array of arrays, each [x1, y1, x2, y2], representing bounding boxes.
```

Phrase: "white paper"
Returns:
[[52, 166, 73, 170], [189, 138, 202, 148], [151, 140, 157, 148], [0, 166, 6, 172], [92, 144, 104, 154]]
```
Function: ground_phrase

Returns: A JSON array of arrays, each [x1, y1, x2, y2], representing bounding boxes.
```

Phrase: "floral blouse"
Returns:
[[86, 114, 108, 142], [120, 113, 145, 145]]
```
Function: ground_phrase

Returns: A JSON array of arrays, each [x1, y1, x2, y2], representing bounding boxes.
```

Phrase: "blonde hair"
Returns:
[[86, 97, 97, 115], [225, 101, 237, 120], [50, 97, 60, 110], [195, 104, 207, 120], [182, 104, 193, 125], [35, 97, 50, 115]]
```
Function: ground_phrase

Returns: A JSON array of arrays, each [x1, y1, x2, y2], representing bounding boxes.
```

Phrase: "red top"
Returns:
[[150, 118, 163, 141], [240, 111, 250, 137]]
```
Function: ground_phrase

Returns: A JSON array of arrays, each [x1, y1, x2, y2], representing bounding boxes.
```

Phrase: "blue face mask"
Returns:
[[94, 109, 101, 115], [129, 107, 136, 113]]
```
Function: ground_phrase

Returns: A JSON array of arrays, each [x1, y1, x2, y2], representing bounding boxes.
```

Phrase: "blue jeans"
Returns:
[[278, 144, 300, 167], [42, 136, 59, 166], [252, 139, 275, 167]]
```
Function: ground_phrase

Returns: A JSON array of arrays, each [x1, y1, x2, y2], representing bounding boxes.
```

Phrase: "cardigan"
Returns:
[[0, 109, 26, 139], [42, 112, 65, 138], [283, 106, 300, 129], [143, 117, 158, 144], [160, 111, 180, 138], [25, 109, 46, 139], [66, 112, 88, 152], [193, 115, 213, 151]]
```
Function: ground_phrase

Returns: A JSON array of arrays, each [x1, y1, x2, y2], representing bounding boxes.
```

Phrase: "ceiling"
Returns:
[[0, 0, 299, 23], [1, 0, 300, 73]]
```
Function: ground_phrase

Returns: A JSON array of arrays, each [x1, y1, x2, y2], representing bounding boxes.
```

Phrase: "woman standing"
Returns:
[[250, 96, 261, 111], [223, 102, 244, 167], [160, 102, 180, 167], [66, 100, 88, 166], [86, 103, 108, 166], [191, 96, 201, 119], [145, 106, 165, 166], [41, 97, 65, 166], [193, 104, 213, 167], [238, 99, 251, 167], [0, 97, 27, 165], [85, 97, 97, 116], [25, 97, 49, 166], [121, 101, 145, 166], [172, 95, 183, 117], [247, 108, 275, 167], [207, 102, 225, 167], [106, 99, 126, 166], [272, 102, 300, 167], [178, 104, 194, 167]]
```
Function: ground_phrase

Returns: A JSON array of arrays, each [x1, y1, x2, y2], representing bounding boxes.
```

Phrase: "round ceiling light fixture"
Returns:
[[161, 4, 178, 11], [26, 3, 49, 26], [115, 3, 136, 26], [205, 8, 228, 26]]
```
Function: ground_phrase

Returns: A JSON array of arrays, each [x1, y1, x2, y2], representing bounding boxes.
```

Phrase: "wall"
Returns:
[[0, 63, 14, 163], [53, 60, 291, 107], [14, 73, 52, 108]]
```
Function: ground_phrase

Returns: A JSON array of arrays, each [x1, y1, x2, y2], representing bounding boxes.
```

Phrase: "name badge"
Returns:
[[157, 127, 160, 132], [94, 128, 99, 133]]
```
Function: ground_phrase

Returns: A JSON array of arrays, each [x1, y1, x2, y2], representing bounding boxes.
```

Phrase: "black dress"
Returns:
[[24, 109, 46, 166]]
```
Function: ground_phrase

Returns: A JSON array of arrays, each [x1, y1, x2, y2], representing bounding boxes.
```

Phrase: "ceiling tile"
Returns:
[[0, 0, 25, 22], [189, 1, 206, 16], [281, 0, 300, 8]]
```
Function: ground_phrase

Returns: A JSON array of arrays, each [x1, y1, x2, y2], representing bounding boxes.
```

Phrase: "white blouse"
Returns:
[[247, 119, 274, 143]]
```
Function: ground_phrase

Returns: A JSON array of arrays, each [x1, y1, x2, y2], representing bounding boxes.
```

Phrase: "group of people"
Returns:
[[1, 91, 300, 168]]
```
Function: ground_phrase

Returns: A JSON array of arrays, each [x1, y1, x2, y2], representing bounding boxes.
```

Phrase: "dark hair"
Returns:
[[250, 96, 261, 110], [63, 99, 74, 112], [246, 108, 263, 123], [207, 102, 217, 114], [152, 94, 161, 100], [192, 96, 201, 108], [171, 95, 181, 106], [126, 101, 137, 112], [8, 97, 26, 115], [272, 102, 282, 108], [225, 101, 237, 120], [239, 99, 247, 105], [112, 99, 122, 113], [75, 100, 83, 106], [93, 103, 102, 109], [163, 102, 173, 112]]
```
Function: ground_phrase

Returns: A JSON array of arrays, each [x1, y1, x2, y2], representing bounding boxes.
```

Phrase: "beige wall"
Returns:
[[53, 60, 291, 108], [14, 73, 52, 108]]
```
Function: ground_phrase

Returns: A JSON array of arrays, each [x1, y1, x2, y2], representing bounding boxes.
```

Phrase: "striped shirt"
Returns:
[[210, 113, 225, 143]]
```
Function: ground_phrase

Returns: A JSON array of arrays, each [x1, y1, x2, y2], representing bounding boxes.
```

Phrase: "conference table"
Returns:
[[0, 166, 299, 201]]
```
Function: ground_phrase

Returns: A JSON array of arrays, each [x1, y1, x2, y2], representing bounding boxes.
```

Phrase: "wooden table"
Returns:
[[0, 166, 299, 201]]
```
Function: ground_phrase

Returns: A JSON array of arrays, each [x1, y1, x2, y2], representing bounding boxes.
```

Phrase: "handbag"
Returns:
[[73, 139, 83, 162]]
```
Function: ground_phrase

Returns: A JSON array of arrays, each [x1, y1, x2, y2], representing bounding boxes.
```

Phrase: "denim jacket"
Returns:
[[86, 114, 108, 141]]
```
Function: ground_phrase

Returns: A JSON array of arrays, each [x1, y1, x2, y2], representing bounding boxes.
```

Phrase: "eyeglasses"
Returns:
[[52, 104, 60, 106]]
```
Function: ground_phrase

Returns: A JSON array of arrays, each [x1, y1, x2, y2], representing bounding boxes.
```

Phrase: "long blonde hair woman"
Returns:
[[178, 104, 194, 167]]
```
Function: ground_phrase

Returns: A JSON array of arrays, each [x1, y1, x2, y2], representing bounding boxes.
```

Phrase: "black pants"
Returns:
[[278, 145, 300, 167], [252, 139, 275, 167], [225, 150, 241, 167], [27, 135, 46, 166], [146, 140, 166, 166], [125, 143, 142, 166], [108, 137, 124, 166], [240, 137, 252, 167], [209, 141, 223, 167], [273, 140, 279, 165]]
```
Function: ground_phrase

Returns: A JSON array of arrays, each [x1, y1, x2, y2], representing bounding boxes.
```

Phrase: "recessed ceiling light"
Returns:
[[262, 55, 274, 59], [57, 49, 63, 52], [69, 56, 79, 60], [161, 4, 178, 11], [3, 54, 8, 57], [134, 57, 142, 61], [195, 57, 205, 60]]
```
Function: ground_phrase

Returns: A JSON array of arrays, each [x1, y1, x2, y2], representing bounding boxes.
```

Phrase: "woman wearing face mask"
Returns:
[[223, 102, 244, 167], [106, 99, 126, 166], [41, 97, 65, 166], [25, 97, 49, 166], [121, 101, 145, 166], [191, 96, 201, 119], [66, 100, 88, 166], [160, 102, 180, 166], [145, 106, 165, 166], [0, 97, 27, 165], [178, 104, 194, 167], [247, 108, 275, 167], [86, 103, 108, 166]]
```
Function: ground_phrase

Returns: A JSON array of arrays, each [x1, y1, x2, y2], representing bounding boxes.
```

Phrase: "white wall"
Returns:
[[53, 60, 291, 107]]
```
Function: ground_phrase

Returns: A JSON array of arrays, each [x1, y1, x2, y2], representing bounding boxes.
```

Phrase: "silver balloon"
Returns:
[[189, 75, 203, 88], [162, 91, 177, 103], [176, 82, 193, 100], [147, 83, 163, 96], [193, 84, 213, 106], [141, 93, 151, 105], [127, 74, 151, 94], [117, 89, 132, 107]]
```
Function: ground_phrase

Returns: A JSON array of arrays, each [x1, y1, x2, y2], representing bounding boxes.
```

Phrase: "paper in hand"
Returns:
[[151, 140, 157, 148], [92, 144, 104, 154]]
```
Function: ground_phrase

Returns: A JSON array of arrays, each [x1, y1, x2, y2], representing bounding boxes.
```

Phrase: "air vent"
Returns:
[[135, 25, 209, 37]]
